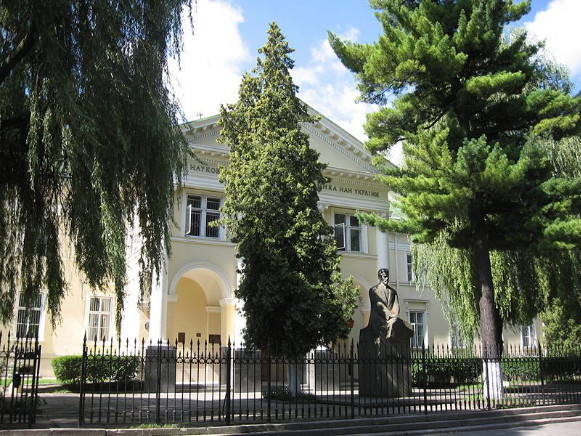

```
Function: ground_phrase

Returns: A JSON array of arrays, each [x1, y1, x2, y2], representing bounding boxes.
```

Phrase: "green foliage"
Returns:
[[262, 386, 317, 402], [51, 355, 140, 385], [218, 23, 358, 358], [330, 0, 581, 352], [502, 358, 540, 382], [0, 0, 192, 327], [412, 357, 481, 387], [541, 356, 581, 381]]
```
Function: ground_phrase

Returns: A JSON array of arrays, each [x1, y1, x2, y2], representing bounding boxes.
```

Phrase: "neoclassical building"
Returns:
[[2, 105, 536, 376]]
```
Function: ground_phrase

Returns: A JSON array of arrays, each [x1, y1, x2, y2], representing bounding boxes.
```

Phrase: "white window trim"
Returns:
[[409, 310, 427, 349], [184, 194, 224, 240], [449, 321, 466, 349], [521, 323, 536, 348], [405, 300, 430, 348], [406, 252, 413, 283], [14, 293, 46, 341], [84, 295, 115, 342], [333, 212, 367, 253]]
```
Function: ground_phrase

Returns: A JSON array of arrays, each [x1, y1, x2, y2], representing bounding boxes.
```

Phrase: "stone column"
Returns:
[[144, 254, 176, 393], [220, 298, 236, 345], [376, 227, 389, 272], [147, 255, 168, 343]]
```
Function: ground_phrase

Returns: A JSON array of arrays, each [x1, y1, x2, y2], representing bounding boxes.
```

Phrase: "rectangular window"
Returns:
[[521, 323, 535, 348], [16, 294, 43, 339], [450, 321, 466, 349], [410, 311, 425, 348], [87, 296, 113, 341], [406, 252, 413, 282], [186, 195, 222, 238], [334, 213, 362, 252]]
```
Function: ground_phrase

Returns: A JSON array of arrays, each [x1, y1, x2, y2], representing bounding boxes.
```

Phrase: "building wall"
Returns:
[[1, 111, 543, 378]]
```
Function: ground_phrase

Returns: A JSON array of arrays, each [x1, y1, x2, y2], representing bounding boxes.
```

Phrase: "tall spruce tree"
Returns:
[[0, 1, 192, 326], [330, 0, 581, 360], [218, 23, 357, 359]]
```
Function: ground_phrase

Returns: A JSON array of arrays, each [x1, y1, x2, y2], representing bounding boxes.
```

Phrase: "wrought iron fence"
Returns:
[[77, 336, 581, 427], [0, 332, 42, 426]]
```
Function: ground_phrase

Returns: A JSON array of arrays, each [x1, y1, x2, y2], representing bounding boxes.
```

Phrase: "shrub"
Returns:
[[262, 386, 316, 402], [501, 358, 540, 382], [412, 358, 481, 387], [52, 355, 140, 385], [541, 357, 581, 381], [52, 356, 84, 384]]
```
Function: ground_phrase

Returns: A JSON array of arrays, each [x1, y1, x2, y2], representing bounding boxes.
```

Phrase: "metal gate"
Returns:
[[0, 333, 42, 426]]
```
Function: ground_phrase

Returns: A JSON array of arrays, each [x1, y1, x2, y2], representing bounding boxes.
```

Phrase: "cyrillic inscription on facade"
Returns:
[[323, 184, 380, 198]]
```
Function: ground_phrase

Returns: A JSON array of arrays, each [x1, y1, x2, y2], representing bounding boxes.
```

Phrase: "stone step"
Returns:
[[205, 404, 581, 435]]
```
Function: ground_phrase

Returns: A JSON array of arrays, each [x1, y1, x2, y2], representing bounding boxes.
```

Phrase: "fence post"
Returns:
[[538, 340, 545, 406], [267, 344, 271, 423], [484, 345, 491, 410], [422, 341, 427, 414], [29, 337, 41, 426], [155, 339, 162, 424], [225, 338, 232, 425], [350, 339, 355, 419], [78, 334, 87, 427]]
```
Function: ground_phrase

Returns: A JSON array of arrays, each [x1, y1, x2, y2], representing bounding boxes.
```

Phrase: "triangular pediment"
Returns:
[[182, 101, 394, 178]]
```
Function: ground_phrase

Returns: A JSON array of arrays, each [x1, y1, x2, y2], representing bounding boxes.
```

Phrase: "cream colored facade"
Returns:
[[1, 106, 539, 377]]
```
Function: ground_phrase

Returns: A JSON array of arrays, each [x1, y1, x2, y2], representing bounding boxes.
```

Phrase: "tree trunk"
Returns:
[[286, 361, 302, 396], [473, 235, 503, 357], [473, 233, 504, 400]]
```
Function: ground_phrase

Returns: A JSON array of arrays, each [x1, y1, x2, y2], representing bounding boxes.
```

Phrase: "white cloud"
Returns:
[[168, 0, 250, 121], [525, 0, 581, 79], [292, 30, 376, 143]]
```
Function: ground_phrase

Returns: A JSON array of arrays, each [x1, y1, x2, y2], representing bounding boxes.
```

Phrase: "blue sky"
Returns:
[[169, 0, 581, 150]]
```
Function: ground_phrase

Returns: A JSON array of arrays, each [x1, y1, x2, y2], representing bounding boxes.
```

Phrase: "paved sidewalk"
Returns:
[[4, 391, 580, 435], [426, 418, 581, 435]]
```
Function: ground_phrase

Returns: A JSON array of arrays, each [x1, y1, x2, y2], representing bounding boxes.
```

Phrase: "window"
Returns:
[[186, 195, 222, 238], [450, 321, 466, 349], [521, 323, 535, 348], [409, 311, 425, 348], [16, 293, 43, 339], [87, 296, 113, 341], [334, 213, 362, 252], [406, 252, 413, 282]]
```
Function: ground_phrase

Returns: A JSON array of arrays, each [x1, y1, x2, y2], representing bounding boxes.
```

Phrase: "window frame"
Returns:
[[449, 321, 466, 349], [15, 293, 45, 340], [185, 194, 223, 239], [85, 296, 114, 342], [333, 212, 365, 253], [409, 310, 425, 349], [521, 323, 536, 348], [406, 252, 414, 282]]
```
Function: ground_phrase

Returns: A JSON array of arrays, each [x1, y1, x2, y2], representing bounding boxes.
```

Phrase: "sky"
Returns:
[[168, 0, 581, 153]]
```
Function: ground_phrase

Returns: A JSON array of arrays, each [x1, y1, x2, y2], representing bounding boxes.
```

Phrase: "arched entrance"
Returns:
[[166, 264, 235, 347]]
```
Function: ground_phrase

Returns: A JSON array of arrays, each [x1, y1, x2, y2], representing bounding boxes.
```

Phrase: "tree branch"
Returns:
[[0, 32, 35, 86]]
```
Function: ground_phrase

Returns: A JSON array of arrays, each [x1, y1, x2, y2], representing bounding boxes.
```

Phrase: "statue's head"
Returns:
[[378, 268, 389, 284]]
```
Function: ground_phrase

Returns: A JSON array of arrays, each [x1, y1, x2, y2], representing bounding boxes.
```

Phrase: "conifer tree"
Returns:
[[0, 1, 192, 326], [330, 0, 581, 361], [219, 23, 357, 360]]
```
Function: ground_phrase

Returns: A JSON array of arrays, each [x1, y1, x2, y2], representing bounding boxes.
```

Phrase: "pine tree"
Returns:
[[0, 1, 192, 326], [330, 0, 581, 361], [218, 23, 357, 360]]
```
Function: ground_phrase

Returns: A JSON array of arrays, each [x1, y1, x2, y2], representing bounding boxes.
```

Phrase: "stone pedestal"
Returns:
[[144, 345, 176, 393], [233, 348, 262, 393], [306, 349, 342, 392], [358, 326, 412, 398]]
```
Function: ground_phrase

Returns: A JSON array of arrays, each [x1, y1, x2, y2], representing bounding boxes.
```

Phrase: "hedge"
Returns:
[[412, 358, 482, 387], [52, 355, 140, 385]]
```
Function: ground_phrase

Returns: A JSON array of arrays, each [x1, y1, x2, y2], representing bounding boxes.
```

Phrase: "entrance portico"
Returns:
[[148, 262, 240, 346]]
